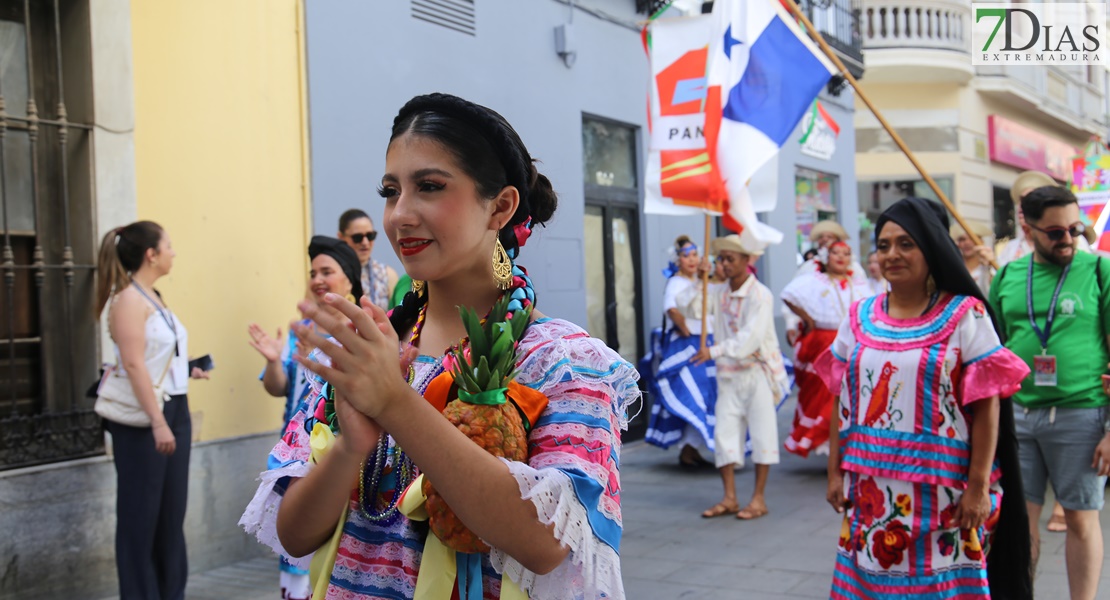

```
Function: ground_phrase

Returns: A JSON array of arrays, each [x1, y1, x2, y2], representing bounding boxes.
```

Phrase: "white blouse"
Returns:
[[780, 271, 874, 330]]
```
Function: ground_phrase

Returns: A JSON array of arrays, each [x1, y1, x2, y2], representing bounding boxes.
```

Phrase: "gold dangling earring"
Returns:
[[411, 279, 425, 297], [492, 238, 513, 290], [926, 275, 937, 296], [345, 293, 356, 303]]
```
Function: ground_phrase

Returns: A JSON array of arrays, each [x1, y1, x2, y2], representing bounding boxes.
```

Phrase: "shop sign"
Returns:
[[987, 115, 1077, 180], [799, 101, 839, 161]]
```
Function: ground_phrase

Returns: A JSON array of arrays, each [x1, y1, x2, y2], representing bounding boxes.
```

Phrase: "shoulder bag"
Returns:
[[94, 353, 174, 427]]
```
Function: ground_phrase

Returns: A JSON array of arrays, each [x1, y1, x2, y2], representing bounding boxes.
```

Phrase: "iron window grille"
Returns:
[[0, 0, 100, 471]]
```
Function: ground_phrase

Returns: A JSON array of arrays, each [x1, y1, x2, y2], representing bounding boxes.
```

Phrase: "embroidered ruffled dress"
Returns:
[[781, 272, 873, 457], [817, 294, 1029, 600], [643, 275, 717, 452], [241, 318, 638, 600]]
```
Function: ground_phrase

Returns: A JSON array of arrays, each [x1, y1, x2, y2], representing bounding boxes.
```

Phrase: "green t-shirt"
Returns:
[[989, 251, 1110, 408], [391, 274, 412, 310]]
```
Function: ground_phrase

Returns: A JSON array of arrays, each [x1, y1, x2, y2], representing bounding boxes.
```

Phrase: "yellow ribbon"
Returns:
[[307, 422, 347, 598], [399, 475, 529, 599]]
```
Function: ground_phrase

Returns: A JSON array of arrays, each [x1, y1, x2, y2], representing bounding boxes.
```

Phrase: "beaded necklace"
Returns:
[[356, 264, 536, 522]]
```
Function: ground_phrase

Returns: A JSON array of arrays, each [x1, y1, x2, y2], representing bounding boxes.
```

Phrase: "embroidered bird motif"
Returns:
[[864, 362, 898, 426]]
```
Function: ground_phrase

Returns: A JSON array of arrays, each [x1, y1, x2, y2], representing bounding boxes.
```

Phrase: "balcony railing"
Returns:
[[862, 0, 969, 53]]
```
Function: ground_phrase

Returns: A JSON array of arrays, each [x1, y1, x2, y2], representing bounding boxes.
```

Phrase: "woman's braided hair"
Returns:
[[386, 93, 557, 336]]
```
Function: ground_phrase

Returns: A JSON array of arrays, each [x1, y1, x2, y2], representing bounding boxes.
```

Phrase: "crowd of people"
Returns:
[[90, 85, 1109, 600], [641, 171, 1110, 599]]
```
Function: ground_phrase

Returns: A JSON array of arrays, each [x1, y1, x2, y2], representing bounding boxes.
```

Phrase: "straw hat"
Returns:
[[711, 234, 765, 257], [809, 220, 849, 242], [949, 222, 993, 241], [1009, 170, 1058, 205]]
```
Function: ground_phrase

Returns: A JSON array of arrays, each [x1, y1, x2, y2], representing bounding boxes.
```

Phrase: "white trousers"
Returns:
[[714, 368, 780, 468]]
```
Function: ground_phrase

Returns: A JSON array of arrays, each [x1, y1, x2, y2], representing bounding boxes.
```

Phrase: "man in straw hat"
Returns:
[[683, 234, 790, 520], [951, 221, 996, 296]]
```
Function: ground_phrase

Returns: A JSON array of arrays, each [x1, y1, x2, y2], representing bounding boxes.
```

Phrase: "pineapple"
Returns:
[[422, 296, 532, 554]]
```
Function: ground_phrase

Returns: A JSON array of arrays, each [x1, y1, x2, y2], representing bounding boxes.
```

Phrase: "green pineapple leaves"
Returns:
[[449, 295, 533, 403]]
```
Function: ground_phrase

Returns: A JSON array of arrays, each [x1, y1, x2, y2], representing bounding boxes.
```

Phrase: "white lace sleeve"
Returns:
[[489, 461, 622, 600], [486, 318, 638, 600]]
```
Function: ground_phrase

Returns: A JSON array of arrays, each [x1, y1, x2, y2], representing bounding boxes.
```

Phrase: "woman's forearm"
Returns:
[[827, 398, 841, 478], [261, 360, 289, 398], [378, 389, 570, 575], [784, 300, 812, 326], [276, 437, 366, 557], [667, 308, 690, 337], [121, 361, 165, 425], [967, 396, 1000, 492]]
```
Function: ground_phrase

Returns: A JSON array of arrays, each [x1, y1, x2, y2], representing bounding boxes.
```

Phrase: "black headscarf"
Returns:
[[308, 235, 364, 302], [877, 197, 1032, 600]]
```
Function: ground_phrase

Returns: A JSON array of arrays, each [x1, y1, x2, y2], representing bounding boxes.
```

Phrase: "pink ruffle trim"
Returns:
[[815, 348, 847, 395], [960, 348, 1030, 406]]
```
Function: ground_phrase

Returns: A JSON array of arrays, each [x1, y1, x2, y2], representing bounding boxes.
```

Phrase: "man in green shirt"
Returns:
[[989, 186, 1110, 600]]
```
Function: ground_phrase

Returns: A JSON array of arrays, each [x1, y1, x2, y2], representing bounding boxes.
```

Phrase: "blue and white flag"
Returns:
[[704, 0, 835, 244]]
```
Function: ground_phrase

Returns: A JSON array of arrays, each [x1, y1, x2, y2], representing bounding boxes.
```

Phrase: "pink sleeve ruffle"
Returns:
[[815, 347, 847, 395], [960, 347, 1030, 405]]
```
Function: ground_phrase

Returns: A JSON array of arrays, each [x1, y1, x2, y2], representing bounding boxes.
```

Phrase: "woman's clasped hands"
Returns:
[[289, 293, 421, 451]]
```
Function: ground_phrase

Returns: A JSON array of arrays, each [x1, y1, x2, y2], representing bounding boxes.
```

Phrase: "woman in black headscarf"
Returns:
[[817, 197, 1032, 600]]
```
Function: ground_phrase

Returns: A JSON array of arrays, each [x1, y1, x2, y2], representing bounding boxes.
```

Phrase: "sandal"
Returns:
[[736, 504, 769, 520], [701, 502, 739, 518]]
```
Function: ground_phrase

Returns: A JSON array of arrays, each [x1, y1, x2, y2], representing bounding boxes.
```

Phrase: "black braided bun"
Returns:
[[387, 93, 558, 335]]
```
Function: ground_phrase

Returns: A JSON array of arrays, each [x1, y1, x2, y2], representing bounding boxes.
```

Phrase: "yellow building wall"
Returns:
[[130, 0, 311, 441]]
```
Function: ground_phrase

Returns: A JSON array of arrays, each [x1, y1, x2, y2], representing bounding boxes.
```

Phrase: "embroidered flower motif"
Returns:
[[839, 514, 851, 549], [984, 499, 1002, 533], [871, 520, 911, 569], [895, 493, 912, 517], [938, 531, 957, 557], [856, 477, 886, 526], [940, 503, 958, 528], [962, 527, 984, 562]]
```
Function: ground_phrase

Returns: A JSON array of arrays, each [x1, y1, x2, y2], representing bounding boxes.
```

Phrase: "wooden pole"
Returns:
[[700, 212, 711, 352], [781, 0, 998, 269]]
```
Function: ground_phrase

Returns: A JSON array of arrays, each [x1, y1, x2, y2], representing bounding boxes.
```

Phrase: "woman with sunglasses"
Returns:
[[643, 235, 717, 468], [242, 93, 636, 599], [338, 208, 400, 310], [819, 197, 1032, 599]]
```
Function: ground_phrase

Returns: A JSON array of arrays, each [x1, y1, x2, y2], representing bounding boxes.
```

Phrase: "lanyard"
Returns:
[[132, 280, 179, 356], [1026, 254, 1070, 352]]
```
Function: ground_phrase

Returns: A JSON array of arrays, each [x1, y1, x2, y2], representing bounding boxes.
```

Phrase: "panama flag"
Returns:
[[704, 0, 836, 242]]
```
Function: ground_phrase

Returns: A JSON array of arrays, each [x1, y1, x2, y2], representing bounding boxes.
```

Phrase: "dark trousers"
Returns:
[[105, 394, 191, 600]]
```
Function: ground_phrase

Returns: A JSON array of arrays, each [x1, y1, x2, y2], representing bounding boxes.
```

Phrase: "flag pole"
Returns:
[[700, 212, 711, 352], [780, 0, 998, 269]]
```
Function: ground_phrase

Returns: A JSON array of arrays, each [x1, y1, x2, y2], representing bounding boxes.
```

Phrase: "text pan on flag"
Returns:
[[704, 0, 836, 241], [643, 14, 781, 249], [644, 15, 719, 216]]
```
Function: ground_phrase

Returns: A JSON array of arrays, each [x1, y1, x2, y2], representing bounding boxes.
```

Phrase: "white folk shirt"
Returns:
[[679, 276, 790, 396]]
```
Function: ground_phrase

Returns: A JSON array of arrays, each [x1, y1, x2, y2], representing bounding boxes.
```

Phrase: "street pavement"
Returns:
[[178, 404, 1110, 599]]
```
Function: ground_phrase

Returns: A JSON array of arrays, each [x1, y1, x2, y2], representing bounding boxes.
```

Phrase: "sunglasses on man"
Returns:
[[1028, 222, 1085, 242], [349, 231, 377, 243]]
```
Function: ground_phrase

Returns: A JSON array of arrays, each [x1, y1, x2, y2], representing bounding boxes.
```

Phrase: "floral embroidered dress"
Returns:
[[241, 318, 638, 600], [818, 294, 1028, 600]]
